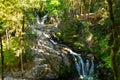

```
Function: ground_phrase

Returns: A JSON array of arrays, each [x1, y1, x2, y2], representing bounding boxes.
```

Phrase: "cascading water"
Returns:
[[64, 48, 94, 80], [32, 12, 95, 80], [33, 8, 41, 24], [41, 14, 48, 24], [85, 59, 90, 75], [33, 8, 47, 24]]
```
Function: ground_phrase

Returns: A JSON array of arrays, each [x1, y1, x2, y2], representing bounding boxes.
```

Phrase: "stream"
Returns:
[[2, 13, 94, 80], [31, 13, 94, 80]]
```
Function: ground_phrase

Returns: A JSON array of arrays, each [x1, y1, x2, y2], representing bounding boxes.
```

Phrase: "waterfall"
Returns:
[[33, 13, 94, 80], [85, 59, 90, 75], [78, 55, 85, 76], [64, 48, 94, 80], [49, 39, 58, 45], [33, 8, 48, 25], [33, 8, 41, 24], [73, 55, 81, 77], [41, 14, 48, 24], [89, 60, 94, 75]]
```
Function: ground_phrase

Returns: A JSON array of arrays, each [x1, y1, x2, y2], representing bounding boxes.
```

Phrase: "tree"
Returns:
[[0, 33, 4, 80], [107, 0, 119, 80], [0, 0, 39, 74]]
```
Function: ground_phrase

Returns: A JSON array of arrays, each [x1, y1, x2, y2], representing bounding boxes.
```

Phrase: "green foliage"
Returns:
[[25, 27, 38, 43], [91, 25, 111, 69], [53, 0, 120, 79], [0, 0, 119, 79], [59, 23, 78, 44], [73, 41, 84, 48], [26, 11, 36, 24], [22, 47, 34, 63], [0, 21, 4, 33], [59, 64, 76, 78], [115, 0, 120, 30], [46, 0, 65, 17], [41, 0, 120, 79], [83, 21, 92, 27], [4, 48, 19, 66], [0, 0, 38, 72], [56, 32, 61, 37]]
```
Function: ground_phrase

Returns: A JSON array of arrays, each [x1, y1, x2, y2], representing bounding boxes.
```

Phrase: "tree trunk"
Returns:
[[0, 34, 4, 80], [107, 0, 119, 80]]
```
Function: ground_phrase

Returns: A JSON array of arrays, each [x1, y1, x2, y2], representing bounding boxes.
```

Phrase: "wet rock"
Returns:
[[29, 21, 74, 79]]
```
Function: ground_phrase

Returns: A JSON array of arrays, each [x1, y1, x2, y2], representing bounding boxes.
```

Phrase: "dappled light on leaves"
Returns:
[[0, 0, 120, 80]]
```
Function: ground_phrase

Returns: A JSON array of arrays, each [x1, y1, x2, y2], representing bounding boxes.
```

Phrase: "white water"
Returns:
[[89, 60, 94, 75], [65, 48, 94, 80], [49, 39, 58, 45], [85, 59, 90, 75], [33, 8, 47, 25], [41, 14, 48, 24], [33, 8, 41, 24]]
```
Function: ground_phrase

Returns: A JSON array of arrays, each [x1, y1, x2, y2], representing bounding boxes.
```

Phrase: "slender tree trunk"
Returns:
[[0, 34, 4, 80], [6, 28, 9, 49], [107, 0, 119, 80], [21, 8, 25, 76], [20, 6, 25, 76], [1, 0, 4, 79]]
